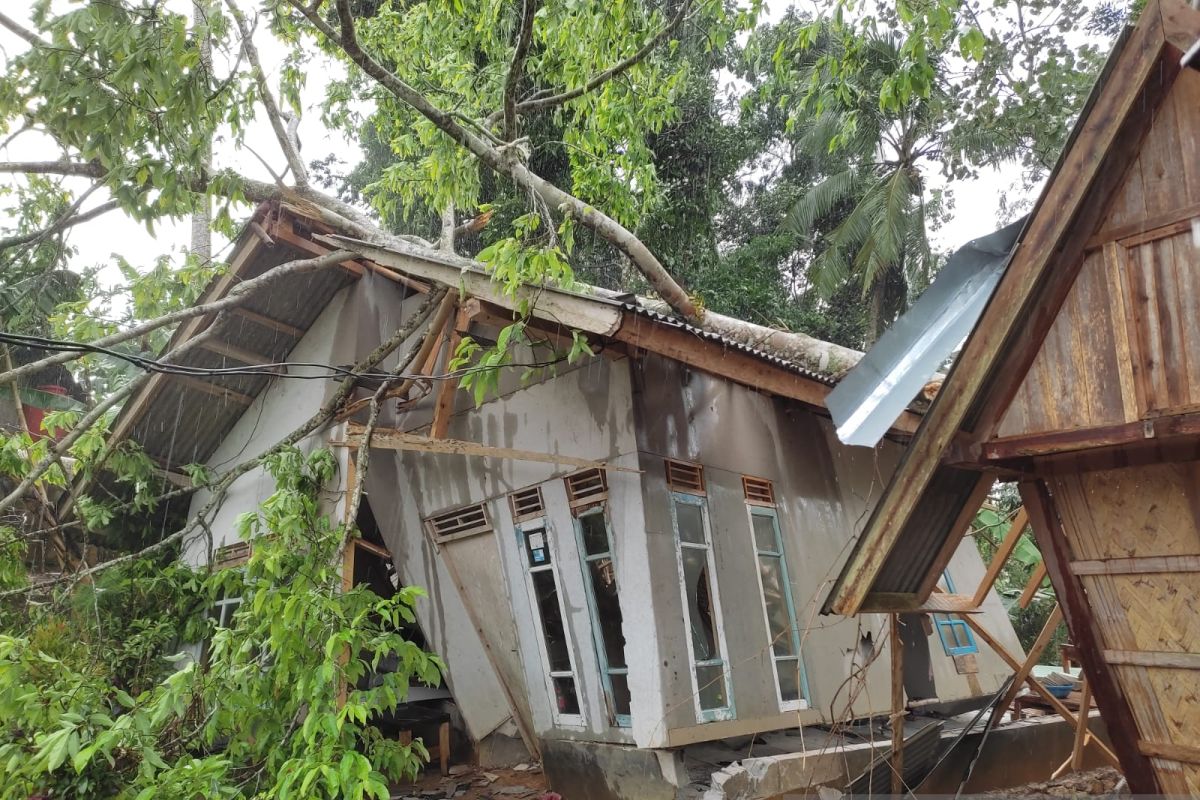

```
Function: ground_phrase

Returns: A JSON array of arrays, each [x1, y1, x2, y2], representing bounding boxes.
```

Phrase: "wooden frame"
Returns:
[[828, 2, 1190, 615]]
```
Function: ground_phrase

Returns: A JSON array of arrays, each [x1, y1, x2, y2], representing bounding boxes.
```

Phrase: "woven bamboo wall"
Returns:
[[1050, 462, 1200, 793]]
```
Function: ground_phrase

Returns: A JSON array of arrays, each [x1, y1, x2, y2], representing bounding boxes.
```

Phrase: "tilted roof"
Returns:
[[110, 204, 918, 473]]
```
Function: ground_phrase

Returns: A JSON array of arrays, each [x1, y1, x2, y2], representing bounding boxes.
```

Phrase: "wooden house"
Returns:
[[107, 204, 1025, 797], [827, 1, 1200, 794]]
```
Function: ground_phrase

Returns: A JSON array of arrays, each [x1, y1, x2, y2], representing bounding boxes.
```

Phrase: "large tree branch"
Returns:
[[0, 10, 48, 49], [0, 199, 120, 253], [225, 1, 309, 187], [486, 0, 692, 128], [292, 0, 698, 320], [0, 160, 105, 178], [0, 249, 353, 387], [1, 287, 450, 599], [502, 0, 538, 142]]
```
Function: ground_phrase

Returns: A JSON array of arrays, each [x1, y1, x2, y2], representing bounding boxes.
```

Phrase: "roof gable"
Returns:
[[826, 0, 1200, 616]]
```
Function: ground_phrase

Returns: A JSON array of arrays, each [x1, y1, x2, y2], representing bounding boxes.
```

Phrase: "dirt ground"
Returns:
[[390, 762, 552, 800], [977, 768, 1127, 798]]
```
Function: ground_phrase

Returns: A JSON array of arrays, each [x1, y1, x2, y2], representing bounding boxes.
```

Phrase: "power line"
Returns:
[[0, 330, 576, 385]]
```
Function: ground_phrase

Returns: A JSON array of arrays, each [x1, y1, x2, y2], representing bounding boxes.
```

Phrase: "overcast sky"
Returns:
[[0, 1, 1022, 305]]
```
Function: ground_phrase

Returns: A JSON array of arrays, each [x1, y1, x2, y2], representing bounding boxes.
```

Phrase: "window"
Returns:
[[745, 481, 808, 710], [667, 460, 733, 721], [201, 591, 243, 665], [933, 571, 978, 656], [514, 510, 584, 725], [573, 502, 632, 726]]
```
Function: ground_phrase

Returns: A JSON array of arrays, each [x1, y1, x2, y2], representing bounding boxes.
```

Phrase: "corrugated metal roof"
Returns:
[[826, 218, 1025, 448], [617, 302, 836, 386]]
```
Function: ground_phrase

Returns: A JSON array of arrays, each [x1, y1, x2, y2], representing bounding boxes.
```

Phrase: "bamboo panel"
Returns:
[[1079, 575, 1138, 650], [1049, 465, 1200, 560], [1108, 573, 1200, 653], [1114, 664, 1189, 793]]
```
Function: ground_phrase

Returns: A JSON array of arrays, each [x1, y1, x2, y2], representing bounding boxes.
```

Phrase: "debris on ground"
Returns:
[[979, 768, 1127, 797], [391, 762, 550, 800]]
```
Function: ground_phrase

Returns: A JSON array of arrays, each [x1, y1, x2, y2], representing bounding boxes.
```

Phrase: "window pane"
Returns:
[[696, 664, 728, 711], [524, 527, 551, 566], [553, 677, 580, 715], [952, 623, 972, 650], [531, 570, 572, 672], [586, 557, 627, 669], [681, 547, 720, 662], [752, 513, 778, 552], [609, 673, 632, 717], [776, 657, 802, 704], [758, 556, 796, 657], [579, 513, 610, 556], [675, 501, 706, 544]]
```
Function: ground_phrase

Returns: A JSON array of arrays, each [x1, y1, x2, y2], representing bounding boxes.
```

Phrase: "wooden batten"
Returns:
[[860, 592, 982, 614]]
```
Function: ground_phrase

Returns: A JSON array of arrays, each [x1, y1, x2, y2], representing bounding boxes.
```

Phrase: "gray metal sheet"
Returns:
[[826, 218, 1026, 448]]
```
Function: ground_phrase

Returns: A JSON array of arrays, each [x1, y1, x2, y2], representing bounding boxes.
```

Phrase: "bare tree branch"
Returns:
[[0, 10, 48, 49], [0, 199, 120, 253], [502, 0, 538, 142], [0, 249, 354, 388], [225, 2, 309, 187], [290, 0, 699, 320]]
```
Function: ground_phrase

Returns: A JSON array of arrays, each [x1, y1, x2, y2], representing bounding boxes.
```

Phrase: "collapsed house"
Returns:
[[828, 0, 1200, 795], [106, 203, 1025, 797]]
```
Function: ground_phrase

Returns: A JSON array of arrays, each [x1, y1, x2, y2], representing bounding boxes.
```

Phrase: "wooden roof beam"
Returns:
[[171, 375, 255, 406], [198, 338, 275, 367], [230, 307, 305, 340]]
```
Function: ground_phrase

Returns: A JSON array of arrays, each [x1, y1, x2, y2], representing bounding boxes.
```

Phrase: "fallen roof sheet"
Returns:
[[826, 217, 1025, 447]]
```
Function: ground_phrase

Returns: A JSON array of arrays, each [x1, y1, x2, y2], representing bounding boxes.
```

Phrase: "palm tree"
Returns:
[[781, 26, 941, 345]]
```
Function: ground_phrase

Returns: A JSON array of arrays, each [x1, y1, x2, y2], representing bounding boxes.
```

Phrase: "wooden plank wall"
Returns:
[[1049, 462, 1200, 794], [996, 68, 1200, 439]]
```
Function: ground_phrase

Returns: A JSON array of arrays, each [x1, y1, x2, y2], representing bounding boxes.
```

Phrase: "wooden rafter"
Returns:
[[171, 375, 255, 406], [268, 213, 430, 293], [230, 307, 305, 339], [991, 604, 1063, 726], [198, 338, 274, 367], [954, 609, 1121, 769], [973, 506, 1028, 606], [1018, 561, 1048, 609], [429, 305, 468, 440]]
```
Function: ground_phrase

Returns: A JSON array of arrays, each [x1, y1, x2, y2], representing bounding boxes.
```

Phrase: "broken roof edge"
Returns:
[[821, 0, 1200, 617], [320, 233, 864, 385]]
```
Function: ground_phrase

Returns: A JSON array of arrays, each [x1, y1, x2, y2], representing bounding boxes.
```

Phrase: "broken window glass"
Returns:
[[671, 493, 732, 719], [575, 508, 631, 724], [750, 506, 808, 709], [520, 523, 582, 722]]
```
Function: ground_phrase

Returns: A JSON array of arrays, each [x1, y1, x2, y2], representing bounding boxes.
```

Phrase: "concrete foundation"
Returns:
[[920, 711, 1113, 794]]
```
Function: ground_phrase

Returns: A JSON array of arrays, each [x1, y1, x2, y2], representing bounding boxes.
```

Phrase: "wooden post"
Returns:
[[430, 305, 468, 439], [890, 614, 905, 795], [1018, 480, 1157, 791]]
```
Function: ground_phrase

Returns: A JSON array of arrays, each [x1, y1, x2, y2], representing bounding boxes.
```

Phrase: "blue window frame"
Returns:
[[748, 505, 810, 709], [933, 571, 978, 656], [670, 489, 734, 722], [573, 506, 632, 727]]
